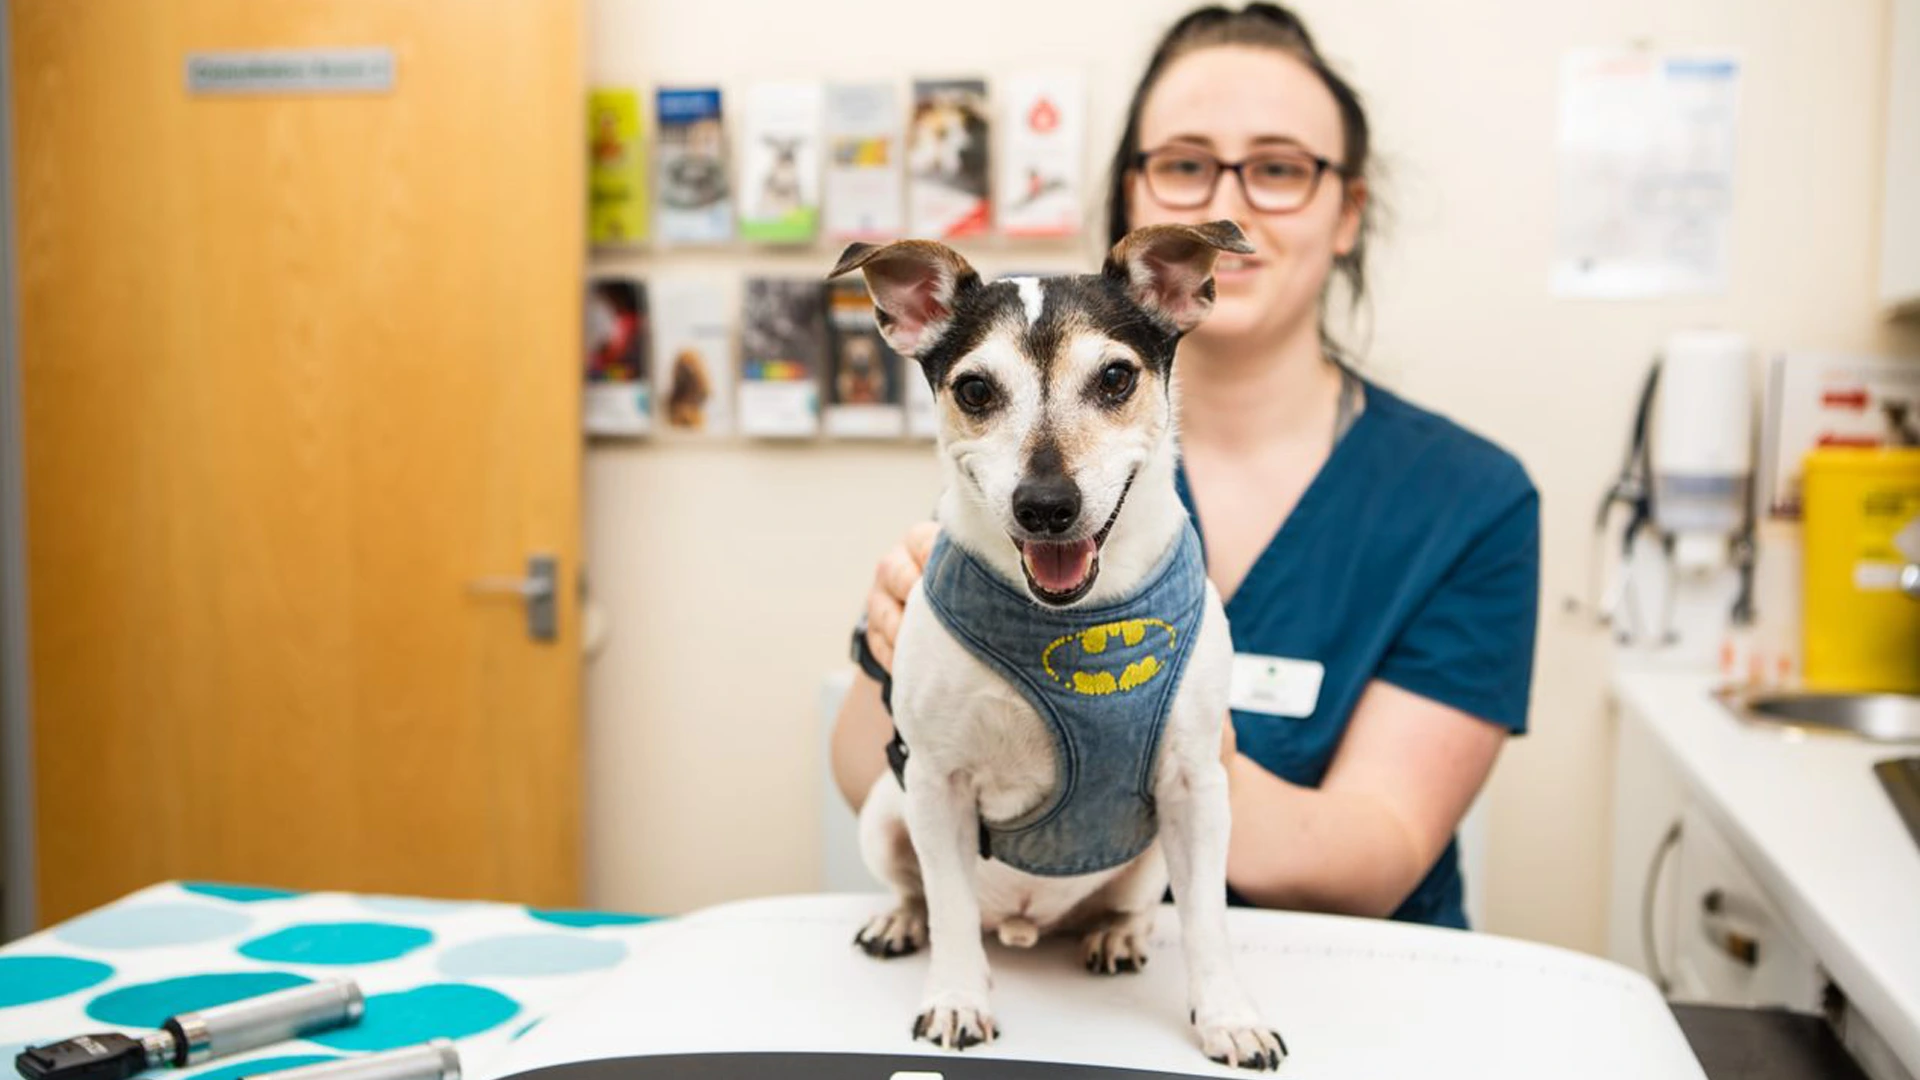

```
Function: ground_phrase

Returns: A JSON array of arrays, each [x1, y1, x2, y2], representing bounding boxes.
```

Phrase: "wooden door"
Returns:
[[11, 0, 584, 925]]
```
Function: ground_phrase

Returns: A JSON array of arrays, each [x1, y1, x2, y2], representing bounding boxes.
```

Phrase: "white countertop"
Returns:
[[1612, 665, 1920, 1074]]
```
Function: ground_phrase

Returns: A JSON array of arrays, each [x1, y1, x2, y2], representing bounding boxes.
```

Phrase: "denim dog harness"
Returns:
[[903, 521, 1207, 877]]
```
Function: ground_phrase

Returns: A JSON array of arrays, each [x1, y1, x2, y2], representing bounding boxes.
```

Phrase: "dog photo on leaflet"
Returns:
[[824, 278, 905, 439], [908, 77, 990, 238], [740, 81, 824, 244], [649, 275, 734, 435]]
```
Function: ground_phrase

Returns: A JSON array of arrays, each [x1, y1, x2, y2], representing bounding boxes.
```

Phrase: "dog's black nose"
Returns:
[[1013, 476, 1081, 535]]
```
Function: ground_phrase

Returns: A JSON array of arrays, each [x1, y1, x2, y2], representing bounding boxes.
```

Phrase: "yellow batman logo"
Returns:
[[1041, 618, 1178, 696]]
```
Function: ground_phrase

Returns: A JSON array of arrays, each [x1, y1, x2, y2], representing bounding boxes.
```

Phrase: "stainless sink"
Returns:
[[1724, 690, 1920, 742]]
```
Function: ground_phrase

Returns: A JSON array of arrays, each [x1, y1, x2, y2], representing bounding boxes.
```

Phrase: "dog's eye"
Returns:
[[1097, 362, 1138, 402], [952, 374, 996, 412]]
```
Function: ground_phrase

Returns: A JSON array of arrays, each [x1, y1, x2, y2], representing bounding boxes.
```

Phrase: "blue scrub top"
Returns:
[[1176, 378, 1540, 929]]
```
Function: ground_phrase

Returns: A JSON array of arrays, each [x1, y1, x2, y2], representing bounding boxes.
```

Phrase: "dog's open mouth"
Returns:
[[1017, 474, 1135, 607]]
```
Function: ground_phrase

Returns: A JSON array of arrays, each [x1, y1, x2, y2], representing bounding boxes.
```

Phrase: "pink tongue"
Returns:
[[1022, 539, 1097, 594]]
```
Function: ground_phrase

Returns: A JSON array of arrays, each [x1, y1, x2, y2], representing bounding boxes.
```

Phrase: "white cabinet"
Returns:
[[1606, 707, 1823, 1010], [1885, 0, 1920, 315], [1609, 674, 1920, 1080], [1668, 803, 1826, 1009]]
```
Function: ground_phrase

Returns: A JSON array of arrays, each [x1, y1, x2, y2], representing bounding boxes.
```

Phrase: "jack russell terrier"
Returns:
[[831, 220, 1286, 1070]]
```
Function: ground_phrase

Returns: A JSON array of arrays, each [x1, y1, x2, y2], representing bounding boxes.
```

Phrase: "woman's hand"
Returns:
[[865, 521, 940, 673]]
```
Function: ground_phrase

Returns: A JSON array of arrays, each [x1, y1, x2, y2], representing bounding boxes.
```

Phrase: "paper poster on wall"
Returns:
[[583, 277, 652, 437], [824, 280, 905, 439], [649, 275, 735, 436], [656, 87, 733, 245], [1553, 49, 1741, 298], [824, 83, 905, 241], [908, 78, 991, 239], [739, 82, 824, 244], [588, 88, 648, 247], [739, 278, 825, 438], [997, 72, 1084, 238]]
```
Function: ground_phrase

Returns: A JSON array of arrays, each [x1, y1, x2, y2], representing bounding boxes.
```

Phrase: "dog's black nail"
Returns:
[[1190, 1009, 1198, 1024], [956, 1030, 980, 1051], [1274, 1031, 1288, 1057], [1116, 957, 1139, 973], [1267, 1049, 1280, 1070], [912, 1014, 928, 1039], [1209, 1054, 1229, 1067]]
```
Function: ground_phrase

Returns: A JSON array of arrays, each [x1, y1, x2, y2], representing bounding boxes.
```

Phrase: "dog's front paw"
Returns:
[[1192, 1010, 1287, 1072], [1081, 913, 1151, 974], [854, 904, 928, 958], [912, 991, 999, 1051]]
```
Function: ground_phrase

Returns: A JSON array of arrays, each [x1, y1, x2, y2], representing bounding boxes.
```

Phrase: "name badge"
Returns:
[[1229, 654, 1325, 718]]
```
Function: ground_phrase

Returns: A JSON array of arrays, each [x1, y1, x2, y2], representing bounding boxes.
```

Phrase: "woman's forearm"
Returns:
[[1221, 681, 1508, 917], [1221, 752, 1427, 917], [831, 672, 895, 812]]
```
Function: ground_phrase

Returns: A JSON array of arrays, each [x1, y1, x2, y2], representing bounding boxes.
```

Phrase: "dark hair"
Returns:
[[1104, 3, 1375, 360]]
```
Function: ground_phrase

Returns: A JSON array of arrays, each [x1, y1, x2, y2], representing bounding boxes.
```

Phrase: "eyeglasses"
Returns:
[[1133, 144, 1344, 214]]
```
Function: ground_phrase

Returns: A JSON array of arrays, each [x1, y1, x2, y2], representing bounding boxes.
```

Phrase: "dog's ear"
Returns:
[[1103, 221, 1254, 334], [828, 240, 981, 358]]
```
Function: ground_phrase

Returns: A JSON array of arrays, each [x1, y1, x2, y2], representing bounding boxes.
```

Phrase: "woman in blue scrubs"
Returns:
[[832, 3, 1539, 930]]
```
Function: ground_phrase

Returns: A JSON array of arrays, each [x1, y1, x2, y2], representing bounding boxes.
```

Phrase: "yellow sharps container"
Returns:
[[1800, 447, 1920, 693]]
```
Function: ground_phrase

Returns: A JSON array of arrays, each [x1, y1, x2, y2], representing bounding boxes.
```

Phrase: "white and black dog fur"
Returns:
[[830, 221, 1285, 1070]]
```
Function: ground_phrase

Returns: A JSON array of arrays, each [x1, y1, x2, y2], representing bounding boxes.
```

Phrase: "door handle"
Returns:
[[467, 554, 558, 642]]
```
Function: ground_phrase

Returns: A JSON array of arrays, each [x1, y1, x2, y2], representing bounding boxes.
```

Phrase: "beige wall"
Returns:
[[581, 0, 1920, 952]]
